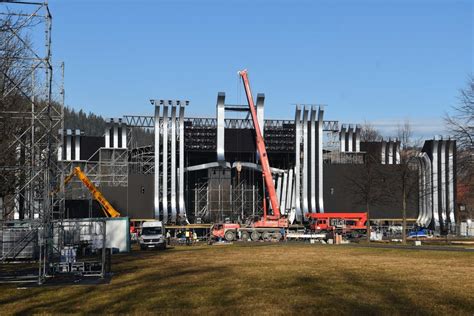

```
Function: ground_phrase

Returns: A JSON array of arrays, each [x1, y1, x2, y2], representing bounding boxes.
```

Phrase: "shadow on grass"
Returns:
[[3, 244, 474, 315], [284, 271, 473, 315], [15, 263, 232, 314]]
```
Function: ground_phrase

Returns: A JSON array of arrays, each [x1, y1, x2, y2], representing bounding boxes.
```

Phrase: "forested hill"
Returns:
[[64, 107, 107, 136]]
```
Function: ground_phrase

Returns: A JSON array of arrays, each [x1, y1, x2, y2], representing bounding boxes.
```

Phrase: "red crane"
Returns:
[[211, 70, 287, 242], [238, 70, 286, 227]]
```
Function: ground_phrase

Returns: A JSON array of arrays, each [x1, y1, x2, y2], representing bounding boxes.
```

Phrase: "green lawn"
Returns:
[[0, 243, 473, 315]]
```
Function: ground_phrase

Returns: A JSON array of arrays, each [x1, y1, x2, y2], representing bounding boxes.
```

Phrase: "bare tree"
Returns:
[[345, 155, 389, 242], [446, 76, 474, 150], [446, 76, 474, 180], [360, 121, 383, 142], [392, 150, 419, 244], [446, 76, 474, 220], [0, 12, 36, 217], [396, 119, 413, 151]]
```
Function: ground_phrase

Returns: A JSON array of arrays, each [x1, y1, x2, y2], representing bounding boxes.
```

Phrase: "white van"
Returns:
[[139, 221, 166, 250]]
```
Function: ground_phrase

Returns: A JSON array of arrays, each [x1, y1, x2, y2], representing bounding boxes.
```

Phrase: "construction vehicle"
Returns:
[[305, 212, 367, 237], [211, 70, 288, 242], [139, 221, 166, 250], [64, 167, 121, 218], [210, 72, 370, 242]]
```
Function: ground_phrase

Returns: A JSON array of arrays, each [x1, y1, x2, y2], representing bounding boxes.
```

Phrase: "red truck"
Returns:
[[305, 212, 368, 236]]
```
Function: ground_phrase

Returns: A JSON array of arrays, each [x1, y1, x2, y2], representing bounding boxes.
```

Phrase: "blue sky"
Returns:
[[48, 0, 472, 137]]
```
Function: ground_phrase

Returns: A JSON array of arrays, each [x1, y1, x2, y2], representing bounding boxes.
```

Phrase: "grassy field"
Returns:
[[0, 243, 473, 315]]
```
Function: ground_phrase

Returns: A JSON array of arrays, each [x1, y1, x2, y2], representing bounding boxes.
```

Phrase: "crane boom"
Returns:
[[238, 69, 281, 219], [65, 167, 121, 218]]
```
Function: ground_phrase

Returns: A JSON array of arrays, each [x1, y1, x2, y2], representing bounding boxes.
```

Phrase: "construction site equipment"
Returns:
[[239, 69, 283, 224], [211, 70, 288, 242], [64, 167, 121, 218], [306, 212, 367, 235]]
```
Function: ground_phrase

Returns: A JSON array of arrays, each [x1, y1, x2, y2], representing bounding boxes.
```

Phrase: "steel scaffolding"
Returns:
[[192, 175, 263, 223], [0, 1, 64, 283]]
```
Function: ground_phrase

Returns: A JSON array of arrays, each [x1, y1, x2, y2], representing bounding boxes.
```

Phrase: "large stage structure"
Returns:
[[62, 90, 457, 234]]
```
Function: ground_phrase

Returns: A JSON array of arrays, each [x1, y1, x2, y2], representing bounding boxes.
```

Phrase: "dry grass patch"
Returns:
[[0, 244, 472, 315]]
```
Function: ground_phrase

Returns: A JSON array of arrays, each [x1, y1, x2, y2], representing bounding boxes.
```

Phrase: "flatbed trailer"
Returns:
[[212, 223, 286, 241]]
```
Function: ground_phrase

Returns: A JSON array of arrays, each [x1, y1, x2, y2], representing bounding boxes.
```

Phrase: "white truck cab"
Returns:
[[139, 221, 166, 250]]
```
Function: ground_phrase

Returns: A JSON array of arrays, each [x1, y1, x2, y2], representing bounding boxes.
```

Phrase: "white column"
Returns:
[[448, 141, 455, 228], [347, 125, 353, 152], [432, 140, 440, 230], [113, 122, 118, 149], [440, 141, 447, 227], [121, 124, 127, 149], [66, 129, 72, 161], [74, 129, 80, 160], [162, 105, 169, 223], [340, 126, 346, 153], [294, 106, 302, 222], [154, 105, 160, 219], [105, 123, 110, 148], [301, 107, 309, 217], [317, 107, 324, 213], [280, 171, 288, 215], [170, 105, 177, 223], [310, 106, 317, 213], [178, 104, 186, 220]]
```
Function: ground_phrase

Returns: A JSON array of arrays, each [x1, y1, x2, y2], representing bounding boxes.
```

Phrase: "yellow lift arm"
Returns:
[[64, 167, 121, 218]]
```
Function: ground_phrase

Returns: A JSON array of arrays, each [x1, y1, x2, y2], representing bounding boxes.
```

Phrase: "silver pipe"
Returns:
[[448, 141, 455, 228], [347, 125, 353, 152], [280, 171, 288, 215], [340, 126, 346, 153], [217, 92, 225, 163], [162, 105, 169, 223], [256, 93, 265, 136], [432, 140, 439, 230], [355, 126, 360, 152], [388, 141, 393, 165], [170, 105, 177, 223], [286, 168, 294, 212], [74, 129, 80, 160], [310, 106, 317, 213], [416, 156, 424, 226], [420, 156, 428, 226], [294, 106, 302, 222], [154, 105, 160, 219], [121, 124, 127, 149], [440, 140, 447, 227], [276, 174, 282, 210], [422, 153, 433, 227], [57, 130, 63, 161], [381, 140, 386, 164], [302, 107, 309, 217], [291, 172, 297, 223], [317, 107, 324, 213], [178, 105, 186, 220], [113, 124, 118, 149], [105, 124, 110, 148], [395, 141, 401, 164], [66, 129, 72, 161]]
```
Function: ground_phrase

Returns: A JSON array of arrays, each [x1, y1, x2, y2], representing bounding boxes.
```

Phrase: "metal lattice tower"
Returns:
[[0, 1, 64, 283]]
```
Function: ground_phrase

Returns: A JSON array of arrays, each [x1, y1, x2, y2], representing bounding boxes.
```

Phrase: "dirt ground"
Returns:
[[0, 243, 473, 315]]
